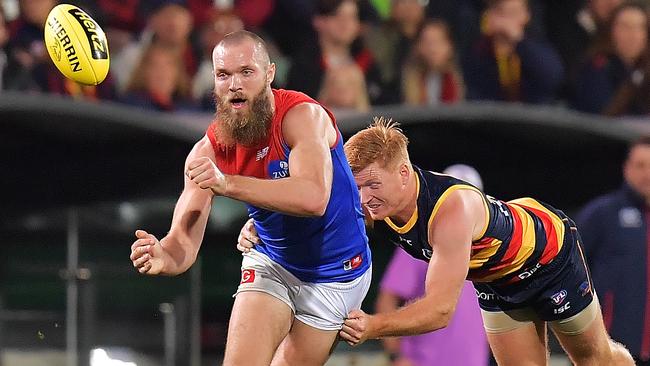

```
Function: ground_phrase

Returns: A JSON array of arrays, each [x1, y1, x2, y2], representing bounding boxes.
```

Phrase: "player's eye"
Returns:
[[216, 72, 228, 79], [242, 69, 253, 76]]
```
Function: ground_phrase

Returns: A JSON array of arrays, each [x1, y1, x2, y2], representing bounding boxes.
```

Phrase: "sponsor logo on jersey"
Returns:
[[517, 262, 541, 280], [268, 159, 289, 179], [343, 254, 363, 271], [579, 280, 591, 296], [475, 290, 496, 301], [256, 146, 269, 161]]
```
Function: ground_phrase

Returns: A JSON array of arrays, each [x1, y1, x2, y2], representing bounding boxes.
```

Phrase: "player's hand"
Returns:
[[237, 218, 259, 253], [186, 157, 227, 195], [339, 309, 376, 346], [130, 230, 165, 275]]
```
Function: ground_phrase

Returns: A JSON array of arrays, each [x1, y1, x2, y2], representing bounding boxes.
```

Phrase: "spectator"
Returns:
[[401, 19, 464, 105], [192, 9, 244, 110], [121, 44, 195, 112], [573, 1, 649, 115], [546, 0, 623, 81], [463, 0, 564, 104], [577, 136, 650, 366], [91, 0, 148, 64], [377, 164, 488, 366], [187, 0, 274, 30], [318, 62, 370, 112], [366, 0, 427, 104], [286, 0, 384, 104], [4, 0, 56, 92], [112, 2, 196, 94]]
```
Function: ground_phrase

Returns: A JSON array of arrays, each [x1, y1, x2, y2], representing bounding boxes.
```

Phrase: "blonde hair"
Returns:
[[344, 116, 409, 174]]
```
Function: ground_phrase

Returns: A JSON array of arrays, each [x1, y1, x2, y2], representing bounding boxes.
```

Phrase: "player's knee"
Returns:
[[570, 339, 633, 366], [609, 340, 634, 365]]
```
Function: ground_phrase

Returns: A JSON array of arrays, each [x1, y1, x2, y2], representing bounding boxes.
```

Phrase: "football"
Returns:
[[44, 4, 110, 85]]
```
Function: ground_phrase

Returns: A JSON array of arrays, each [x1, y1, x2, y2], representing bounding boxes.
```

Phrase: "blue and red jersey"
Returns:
[[206, 89, 371, 282]]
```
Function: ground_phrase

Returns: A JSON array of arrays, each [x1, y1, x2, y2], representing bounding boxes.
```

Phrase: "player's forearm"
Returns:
[[224, 174, 330, 216], [374, 297, 453, 337], [159, 236, 199, 275]]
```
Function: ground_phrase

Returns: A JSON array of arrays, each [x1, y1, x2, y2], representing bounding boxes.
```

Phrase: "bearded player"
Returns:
[[129, 30, 371, 366]]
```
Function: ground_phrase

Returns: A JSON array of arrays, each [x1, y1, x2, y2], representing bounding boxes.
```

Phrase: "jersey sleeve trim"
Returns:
[[427, 184, 489, 240]]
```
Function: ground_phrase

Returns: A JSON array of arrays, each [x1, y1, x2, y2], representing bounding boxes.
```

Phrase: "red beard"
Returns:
[[214, 88, 273, 147]]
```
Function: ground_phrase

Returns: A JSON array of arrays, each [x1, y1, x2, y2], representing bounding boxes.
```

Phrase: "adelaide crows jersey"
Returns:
[[374, 165, 566, 284], [206, 89, 370, 283]]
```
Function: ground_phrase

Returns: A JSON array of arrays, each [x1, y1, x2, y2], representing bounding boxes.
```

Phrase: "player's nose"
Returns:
[[229, 74, 242, 91]]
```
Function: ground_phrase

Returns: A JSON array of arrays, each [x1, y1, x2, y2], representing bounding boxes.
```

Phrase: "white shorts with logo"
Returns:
[[234, 249, 372, 331]]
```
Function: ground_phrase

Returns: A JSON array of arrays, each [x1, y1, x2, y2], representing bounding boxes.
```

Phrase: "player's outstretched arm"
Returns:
[[130, 137, 215, 276], [216, 103, 335, 217], [340, 190, 484, 345]]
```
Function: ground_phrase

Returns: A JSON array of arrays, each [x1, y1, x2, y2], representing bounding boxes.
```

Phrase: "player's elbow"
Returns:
[[301, 199, 328, 216], [422, 305, 455, 333], [301, 188, 330, 216]]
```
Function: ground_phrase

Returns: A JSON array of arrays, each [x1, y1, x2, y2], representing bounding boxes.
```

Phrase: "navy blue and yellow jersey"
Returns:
[[374, 165, 567, 284]]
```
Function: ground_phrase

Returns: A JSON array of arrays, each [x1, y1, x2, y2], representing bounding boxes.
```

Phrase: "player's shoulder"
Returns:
[[188, 135, 215, 160]]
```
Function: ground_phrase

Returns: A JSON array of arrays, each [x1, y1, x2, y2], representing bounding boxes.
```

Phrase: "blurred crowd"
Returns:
[[1, 0, 650, 116]]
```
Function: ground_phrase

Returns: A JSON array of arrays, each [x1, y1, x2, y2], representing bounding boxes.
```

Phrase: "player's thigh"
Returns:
[[482, 308, 548, 366], [223, 291, 294, 366], [549, 297, 621, 364], [224, 250, 296, 366], [271, 268, 372, 366], [271, 318, 339, 366]]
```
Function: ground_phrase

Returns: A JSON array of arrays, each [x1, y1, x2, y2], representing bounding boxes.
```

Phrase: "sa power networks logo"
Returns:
[[343, 254, 363, 271], [240, 269, 256, 284]]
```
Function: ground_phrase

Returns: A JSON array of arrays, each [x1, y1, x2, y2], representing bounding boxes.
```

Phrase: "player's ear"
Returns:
[[266, 63, 276, 85], [399, 163, 410, 186]]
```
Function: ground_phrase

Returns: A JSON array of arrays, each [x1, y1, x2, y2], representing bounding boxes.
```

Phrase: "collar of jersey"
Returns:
[[384, 172, 420, 234]]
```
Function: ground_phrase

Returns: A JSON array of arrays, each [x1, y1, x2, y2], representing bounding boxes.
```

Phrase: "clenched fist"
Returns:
[[130, 230, 165, 275], [237, 218, 259, 253], [186, 157, 227, 195]]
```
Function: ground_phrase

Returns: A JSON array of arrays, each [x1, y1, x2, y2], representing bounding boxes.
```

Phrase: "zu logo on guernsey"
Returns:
[[240, 269, 255, 284], [268, 160, 289, 179]]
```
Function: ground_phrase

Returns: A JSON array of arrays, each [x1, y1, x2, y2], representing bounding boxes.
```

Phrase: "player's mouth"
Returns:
[[230, 97, 248, 109], [365, 203, 382, 211]]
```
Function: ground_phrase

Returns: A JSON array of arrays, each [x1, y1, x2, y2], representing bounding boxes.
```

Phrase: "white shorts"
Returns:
[[234, 249, 372, 331]]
